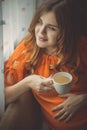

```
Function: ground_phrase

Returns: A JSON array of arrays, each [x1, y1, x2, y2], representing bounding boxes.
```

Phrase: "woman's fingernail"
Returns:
[[50, 80, 53, 84]]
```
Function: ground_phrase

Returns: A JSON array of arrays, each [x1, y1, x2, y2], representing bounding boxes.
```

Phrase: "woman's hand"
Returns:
[[51, 93, 85, 122], [24, 74, 53, 92], [5, 74, 53, 105]]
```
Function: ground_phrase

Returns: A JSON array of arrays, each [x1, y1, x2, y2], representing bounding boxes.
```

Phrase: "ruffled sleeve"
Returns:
[[4, 39, 29, 86]]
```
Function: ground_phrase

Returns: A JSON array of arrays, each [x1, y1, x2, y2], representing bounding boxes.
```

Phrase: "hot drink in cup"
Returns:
[[52, 72, 73, 94]]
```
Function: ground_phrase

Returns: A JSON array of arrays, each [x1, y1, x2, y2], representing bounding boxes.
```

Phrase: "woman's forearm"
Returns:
[[4, 74, 53, 105], [5, 79, 31, 105]]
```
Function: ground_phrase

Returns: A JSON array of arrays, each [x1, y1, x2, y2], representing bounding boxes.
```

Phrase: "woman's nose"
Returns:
[[39, 25, 46, 34]]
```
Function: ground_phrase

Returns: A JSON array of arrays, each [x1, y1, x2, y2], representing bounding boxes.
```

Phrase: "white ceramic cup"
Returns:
[[52, 72, 73, 94]]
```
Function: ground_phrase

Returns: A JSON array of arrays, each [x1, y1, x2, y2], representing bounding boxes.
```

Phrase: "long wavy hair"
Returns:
[[23, 0, 80, 76]]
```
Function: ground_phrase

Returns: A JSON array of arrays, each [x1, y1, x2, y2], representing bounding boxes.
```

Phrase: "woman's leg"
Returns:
[[0, 91, 42, 130]]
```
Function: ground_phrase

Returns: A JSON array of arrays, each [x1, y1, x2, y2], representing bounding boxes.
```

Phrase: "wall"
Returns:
[[0, 1, 5, 117], [2, 0, 37, 61]]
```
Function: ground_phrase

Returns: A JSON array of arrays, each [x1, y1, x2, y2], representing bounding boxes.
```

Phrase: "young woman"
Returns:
[[3, 0, 87, 130]]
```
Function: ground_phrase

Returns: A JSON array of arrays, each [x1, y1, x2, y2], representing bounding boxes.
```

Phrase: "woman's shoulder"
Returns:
[[14, 38, 31, 54], [5, 37, 32, 69]]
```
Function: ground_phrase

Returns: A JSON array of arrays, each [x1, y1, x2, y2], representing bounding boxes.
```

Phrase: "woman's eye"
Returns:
[[48, 26, 56, 31], [37, 19, 42, 25]]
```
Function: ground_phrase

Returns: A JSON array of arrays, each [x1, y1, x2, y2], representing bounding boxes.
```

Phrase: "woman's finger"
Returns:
[[58, 112, 69, 121], [39, 81, 53, 92], [64, 113, 73, 122], [53, 109, 65, 119], [52, 104, 64, 112]]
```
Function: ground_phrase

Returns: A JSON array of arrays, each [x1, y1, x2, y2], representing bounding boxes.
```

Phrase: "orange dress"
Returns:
[[4, 37, 87, 130]]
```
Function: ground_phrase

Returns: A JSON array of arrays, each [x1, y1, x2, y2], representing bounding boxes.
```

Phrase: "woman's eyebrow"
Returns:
[[48, 24, 58, 28], [40, 17, 58, 28]]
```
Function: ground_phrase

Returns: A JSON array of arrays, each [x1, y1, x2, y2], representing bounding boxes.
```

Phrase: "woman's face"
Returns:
[[35, 11, 59, 52]]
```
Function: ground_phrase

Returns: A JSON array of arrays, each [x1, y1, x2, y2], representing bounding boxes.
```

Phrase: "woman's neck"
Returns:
[[45, 47, 57, 56]]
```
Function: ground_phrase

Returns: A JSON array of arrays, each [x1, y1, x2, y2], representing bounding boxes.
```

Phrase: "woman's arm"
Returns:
[[5, 75, 53, 105], [5, 79, 31, 105]]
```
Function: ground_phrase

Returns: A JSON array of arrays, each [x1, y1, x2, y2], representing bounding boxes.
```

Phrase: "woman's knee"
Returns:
[[0, 91, 42, 130]]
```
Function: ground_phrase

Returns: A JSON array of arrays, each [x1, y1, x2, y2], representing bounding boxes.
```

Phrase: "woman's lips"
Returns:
[[38, 36, 47, 42]]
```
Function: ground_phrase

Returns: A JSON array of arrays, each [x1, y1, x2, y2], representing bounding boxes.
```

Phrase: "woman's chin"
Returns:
[[36, 43, 46, 48]]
